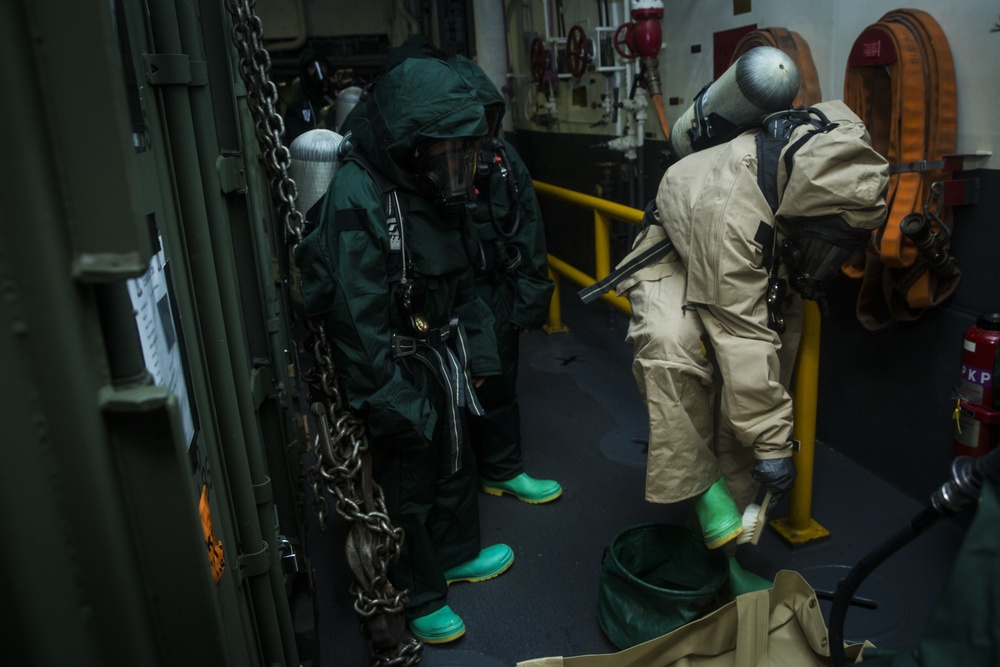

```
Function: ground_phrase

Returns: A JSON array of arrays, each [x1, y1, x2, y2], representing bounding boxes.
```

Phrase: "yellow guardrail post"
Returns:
[[771, 299, 830, 545], [594, 210, 611, 282], [543, 266, 570, 334], [533, 180, 643, 329]]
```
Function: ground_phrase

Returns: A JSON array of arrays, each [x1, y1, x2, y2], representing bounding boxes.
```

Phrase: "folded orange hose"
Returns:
[[844, 9, 960, 329]]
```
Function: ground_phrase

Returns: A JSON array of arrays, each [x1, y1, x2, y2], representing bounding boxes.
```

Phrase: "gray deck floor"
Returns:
[[310, 296, 969, 667]]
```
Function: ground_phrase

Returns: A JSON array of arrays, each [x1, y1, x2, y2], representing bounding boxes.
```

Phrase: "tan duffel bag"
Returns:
[[518, 570, 871, 667]]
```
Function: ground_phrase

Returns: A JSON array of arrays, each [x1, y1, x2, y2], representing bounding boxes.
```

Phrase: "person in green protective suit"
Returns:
[[294, 57, 514, 645], [447, 55, 562, 504], [853, 458, 1000, 667]]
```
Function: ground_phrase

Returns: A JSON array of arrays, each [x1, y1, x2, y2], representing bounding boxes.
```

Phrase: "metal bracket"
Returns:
[[939, 178, 979, 207], [144, 53, 208, 86], [891, 152, 993, 175], [237, 541, 271, 581], [217, 154, 247, 194], [252, 475, 273, 506], [249, 363, 275, 409]]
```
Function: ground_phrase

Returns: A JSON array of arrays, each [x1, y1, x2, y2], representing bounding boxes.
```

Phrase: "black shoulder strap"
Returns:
[[342, 150, 405, 277], [343, 150, 396, 197], [755, 106, 838, 213], [756, 131, 787, 213]]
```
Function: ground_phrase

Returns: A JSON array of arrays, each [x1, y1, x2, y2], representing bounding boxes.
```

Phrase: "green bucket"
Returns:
[[597, 523, 729, 650]]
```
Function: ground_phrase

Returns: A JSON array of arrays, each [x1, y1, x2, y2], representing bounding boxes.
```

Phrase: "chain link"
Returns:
[[223, 2, 420, 664]]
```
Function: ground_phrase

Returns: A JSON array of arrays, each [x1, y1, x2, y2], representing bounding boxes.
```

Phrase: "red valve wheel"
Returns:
[[565, 25, 590, 78], [613, 23, 637, 60], [530, 37, 547, 84]]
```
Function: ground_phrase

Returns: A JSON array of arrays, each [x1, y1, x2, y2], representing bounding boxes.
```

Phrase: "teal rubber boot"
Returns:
[[727, 557, 773, 596], [482, 472, 563, 504], [444, 544, 514, 584], [694, 477, 744, 549], [409, 605, 466, 644]]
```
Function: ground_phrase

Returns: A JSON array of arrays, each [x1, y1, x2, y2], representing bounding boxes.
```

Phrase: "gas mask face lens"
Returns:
[[415, 138, 483, 215], [781, 217, 872, 300], [788, 236, 856, 294]]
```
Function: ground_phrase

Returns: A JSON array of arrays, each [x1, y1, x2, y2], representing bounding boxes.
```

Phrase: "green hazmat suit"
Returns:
[[448, 55, 555, 482], [294, 57, 499, 619]]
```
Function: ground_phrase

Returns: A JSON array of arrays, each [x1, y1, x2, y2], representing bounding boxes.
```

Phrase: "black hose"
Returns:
[[828, 505, 943, 667], [493, 142, 522, 238], [828, 452, 997, 667]]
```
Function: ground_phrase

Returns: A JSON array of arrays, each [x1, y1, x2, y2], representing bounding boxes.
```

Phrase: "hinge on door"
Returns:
[[217, 153, 247, 194], [143, 53, 208, 86]]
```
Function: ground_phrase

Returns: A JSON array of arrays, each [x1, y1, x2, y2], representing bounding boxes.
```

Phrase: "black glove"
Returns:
[[752, 457, 797, 495]]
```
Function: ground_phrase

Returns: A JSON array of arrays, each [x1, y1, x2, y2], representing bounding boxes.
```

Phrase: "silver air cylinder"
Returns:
[[334, 86, 363, 133], [670, 46, 799, 159], [288, 128, 344, 215]]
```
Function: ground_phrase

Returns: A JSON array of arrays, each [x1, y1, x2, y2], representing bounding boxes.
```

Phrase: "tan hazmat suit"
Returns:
[[618, 100, 888, 510]]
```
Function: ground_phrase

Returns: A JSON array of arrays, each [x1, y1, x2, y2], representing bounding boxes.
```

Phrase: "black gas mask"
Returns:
[[766, 215, 871, 332], [302, 59, 331, 101], [413, 138, 483, 217], [781, 216, 872, 298]]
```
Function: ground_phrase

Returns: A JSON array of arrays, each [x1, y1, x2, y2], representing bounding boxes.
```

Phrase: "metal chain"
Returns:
[[223, 2, 420, 664]]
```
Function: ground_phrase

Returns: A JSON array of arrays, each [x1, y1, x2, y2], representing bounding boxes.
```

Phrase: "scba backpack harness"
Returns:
[[579, 106, 840, 320]]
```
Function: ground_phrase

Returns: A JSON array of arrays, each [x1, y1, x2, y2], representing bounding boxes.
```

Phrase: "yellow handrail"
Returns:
[[533, 181, 644, 225], [533, 178, 826, 546], [533, 180, 642, 320]]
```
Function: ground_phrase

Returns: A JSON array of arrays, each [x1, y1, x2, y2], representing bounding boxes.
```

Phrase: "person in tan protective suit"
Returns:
[[616, 100, 889, 593]]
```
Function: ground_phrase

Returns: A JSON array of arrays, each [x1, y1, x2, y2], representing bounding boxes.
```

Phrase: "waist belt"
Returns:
[[392, 318, 484, 473], [391, 323, 451, 357], [843, 8, 960, 329]]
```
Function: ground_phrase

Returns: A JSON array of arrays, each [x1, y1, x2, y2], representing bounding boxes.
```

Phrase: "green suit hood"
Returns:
[[347, 57, 487, 193], [448, 55, 506, 128]]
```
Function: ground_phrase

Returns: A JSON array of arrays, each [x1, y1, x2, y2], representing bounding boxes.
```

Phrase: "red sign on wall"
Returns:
[[848, 27, 898, 66], [713, 24, 757, 79]]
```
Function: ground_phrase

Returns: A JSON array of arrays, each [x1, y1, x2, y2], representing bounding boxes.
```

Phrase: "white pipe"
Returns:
[[473, 0, 512, 132], [611, 2, 624, 139]]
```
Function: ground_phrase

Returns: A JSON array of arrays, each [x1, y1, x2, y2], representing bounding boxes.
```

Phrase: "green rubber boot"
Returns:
[[443, 544, 514, 585], [481, 472, 563, 504], [727, 557, 773, 596], [694, 477, 744, 549], [409, 605, 466, 644]]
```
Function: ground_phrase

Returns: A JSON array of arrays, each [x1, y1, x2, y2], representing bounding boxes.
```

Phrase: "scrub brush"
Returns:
[[737, 490, 773, 546]]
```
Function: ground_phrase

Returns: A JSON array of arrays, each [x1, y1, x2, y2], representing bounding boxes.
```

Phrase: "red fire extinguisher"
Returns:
[[954, 312, 1000, 458]]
